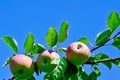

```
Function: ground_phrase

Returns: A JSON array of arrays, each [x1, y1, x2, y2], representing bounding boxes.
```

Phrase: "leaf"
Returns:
[[52, 58, 67, 80], [94, 67, 101, 76], [59, 21, 69, 42], [112, 59, 120, 67], [44, 58, 67, 80], [57, 48, 67, 53], [64, 60, 78, 80], [81, 71, 89, 80], [46, 27, 58, 48], [67, 74, 78, 80], [2, 36, 18, 53], [112, 37, 120, 49], [107, 11, 120, 31], [30, 76, 36, 80], [2, 56, 13, 68], [95, 29, 112, 46], [24, 32, 34, 53], [77, 66, 89, 80], [78, 37, 90, 44], [88, 71, 97, 80], [51, 58, 60, 65], [31, 43, 45, 54], [94, 53, 112, 69]]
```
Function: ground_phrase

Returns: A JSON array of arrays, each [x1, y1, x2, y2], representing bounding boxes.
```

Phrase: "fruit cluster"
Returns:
[[9, 42, 90, 79]]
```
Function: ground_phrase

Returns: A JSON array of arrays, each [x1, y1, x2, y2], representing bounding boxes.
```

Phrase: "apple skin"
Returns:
[[10, 54, 35, 79], [36, 50, 60, 73], [66, 42, 90, 65]]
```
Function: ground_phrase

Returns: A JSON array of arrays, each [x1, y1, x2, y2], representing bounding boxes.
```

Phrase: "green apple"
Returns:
[[10, 54, 35, 79], [36, 50, 60, 73], [66, 42, 90, 65]]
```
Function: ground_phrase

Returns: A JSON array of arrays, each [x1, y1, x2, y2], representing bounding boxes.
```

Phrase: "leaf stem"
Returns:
[[90, 31, 120, 52], [56, 42, 60, 52]]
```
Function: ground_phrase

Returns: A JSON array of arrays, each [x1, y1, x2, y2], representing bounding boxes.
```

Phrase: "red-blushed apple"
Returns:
[[36, 50, 60, 73], [66, 42, 90, 65], [10, 54, 35, 79]]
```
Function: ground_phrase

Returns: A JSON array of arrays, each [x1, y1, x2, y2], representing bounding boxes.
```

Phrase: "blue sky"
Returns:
[[0, 0, 120, 80]]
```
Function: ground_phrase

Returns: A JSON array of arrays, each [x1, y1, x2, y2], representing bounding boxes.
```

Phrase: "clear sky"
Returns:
[[0, 0, 120, 80]]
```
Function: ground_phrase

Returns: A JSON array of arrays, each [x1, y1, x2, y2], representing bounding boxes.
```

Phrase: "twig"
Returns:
[[90, 31, 120, 52], [86, 57, 120, 64], [8, 76, 15, 80]]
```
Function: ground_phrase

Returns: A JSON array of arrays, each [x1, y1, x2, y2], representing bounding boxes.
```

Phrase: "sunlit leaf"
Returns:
[[2, 56, 13, 68], [44, 58, 67, 80], [59, 21, 69, 42], [52, 58, 67, 80], [107, 11, 120, 31], [112, 37, 120, 49], [78, 37, 90, 44], [24, 32, 34, 53], [94, 53, 112, 69], [78, 66, 89, 80], [44, 74, 53, 80], [31, 43, 45, 54], [95, 29, 112, 46], [46, 27, 58, 47], [112, 59, 120, 67], [57, 48, 67, 53], [94, 67, 101, 76], [2, 36, 18, 53]]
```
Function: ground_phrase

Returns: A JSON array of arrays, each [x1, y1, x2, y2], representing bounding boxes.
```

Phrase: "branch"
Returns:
[[8, 76, 15, 80], [90, 31, 120, 52], [86, 57, 120, 64]]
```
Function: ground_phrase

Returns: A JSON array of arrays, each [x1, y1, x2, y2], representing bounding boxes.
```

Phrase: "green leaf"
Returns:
[[94, 53, 112, 69], [95, 29, 112, 46], [46, 27, 58, 48], [44, 74, 54, 80], [2, 56, 13, 67], [44, 58, 67, 80], [77, 66, 89, 80], [30, 76, 36, 80], [112, 59, 120, 67], [31, 43, 45, 54], [57, 48, 67, 53], [94, 67, 101, 76], [64, 60, 78, 80], [24, 32, 34, 53], [59, 21, 69, 42], [107, 11, 120, 31], [78, 37, 90, 44], [2, 36, 18, 53], [68, 74, 78, 80], [52, 58, 67, 80], [88, 71, 97, 80], [112, 37, 120, 49], [51, 58, 60, 65]]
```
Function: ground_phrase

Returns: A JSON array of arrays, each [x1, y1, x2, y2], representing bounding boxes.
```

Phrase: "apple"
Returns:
[[36, 50, 60, 73], [10, 54, 35, 79], [66, 42, 90, 65]]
